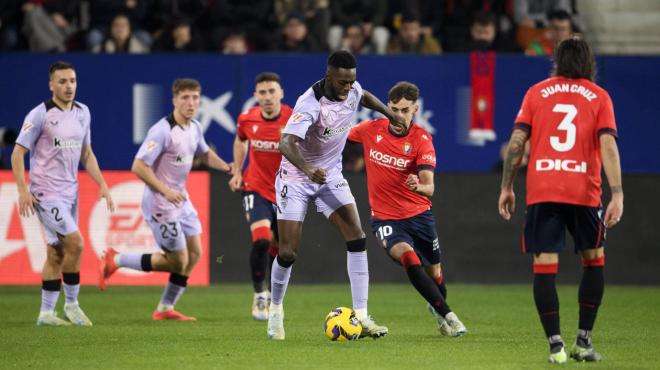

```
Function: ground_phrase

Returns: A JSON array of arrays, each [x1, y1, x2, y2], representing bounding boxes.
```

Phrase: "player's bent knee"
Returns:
[[63, 233, 84, 256], [251, 226, 272, 243], [581, 247, 604, 261], [169, 255, 188, 274], [533, 252, 559, 265], [188, 249, 202, 266], [47, 245, 65, 264], [426, 263, 442, 280], [399, 250, 422, 270], [278, 249, 297, 263], [389, 242, 413, 260], [581, 254, 605, 267]]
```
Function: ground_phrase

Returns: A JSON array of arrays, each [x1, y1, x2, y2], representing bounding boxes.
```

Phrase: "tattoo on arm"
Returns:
[[500, 130, 529, 189], [610, 185, 623, 193]]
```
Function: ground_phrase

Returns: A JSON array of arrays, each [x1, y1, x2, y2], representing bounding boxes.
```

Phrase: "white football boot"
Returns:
[[37, 311, 72, 326], [252, 292, 269, 321], [63, 303, 93, 326], [267, 303, 285, 340]]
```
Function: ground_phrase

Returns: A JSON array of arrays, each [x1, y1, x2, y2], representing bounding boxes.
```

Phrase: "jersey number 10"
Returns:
[[550, 103, 577, 152]]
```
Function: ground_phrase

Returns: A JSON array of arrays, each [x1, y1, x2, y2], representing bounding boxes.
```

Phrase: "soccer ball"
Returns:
[[324, 307, 362, 341]]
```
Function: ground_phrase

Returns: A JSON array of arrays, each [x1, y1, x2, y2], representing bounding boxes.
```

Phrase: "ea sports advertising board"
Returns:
[[0, 170, 210, 286]]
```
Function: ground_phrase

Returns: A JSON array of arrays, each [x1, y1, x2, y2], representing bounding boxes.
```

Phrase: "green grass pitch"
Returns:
[[1, 284, 659, 369]]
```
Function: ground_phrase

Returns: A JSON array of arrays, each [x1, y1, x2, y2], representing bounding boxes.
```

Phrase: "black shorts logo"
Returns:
[[280, 185, 288, 198]]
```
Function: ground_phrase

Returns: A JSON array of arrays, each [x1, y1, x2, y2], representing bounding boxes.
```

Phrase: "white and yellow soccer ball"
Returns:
[[324, 307, 362, 341]]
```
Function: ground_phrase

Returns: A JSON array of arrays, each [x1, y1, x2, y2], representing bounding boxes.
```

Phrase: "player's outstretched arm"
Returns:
[[200, 149, 232, 174], [81, 144, 115, 212], [600, 134, 623, 228], [229, 136, 248, 191], [10, 144, 38, 217], [280, 133, 326, 184], [131, 158, 186, 205], [406, 170, 434, 197], [360, 90, 405, 128], [498, 129, 529, 220]]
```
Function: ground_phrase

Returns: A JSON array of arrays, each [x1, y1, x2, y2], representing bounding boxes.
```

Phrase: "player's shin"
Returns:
[[577, 256, 605, 346], [401, 250, 451, 317], [346, 238, 369, 318], [270, 255, 294, 306], [40, 279, 61, 313], [268, 243, 278, 277], [433, 270, 447, 299], [62, 272, 80, 305], [117, 253, 153, 271], [250, 238, 270, 293], [157, 273, 188, 312], [533, 263, 563, 350]]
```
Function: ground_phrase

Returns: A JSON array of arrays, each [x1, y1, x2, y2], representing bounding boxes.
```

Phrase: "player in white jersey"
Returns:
[[267, 51, 406, 340], [99, 79, 232, 321], [11, 61, 115, 326]]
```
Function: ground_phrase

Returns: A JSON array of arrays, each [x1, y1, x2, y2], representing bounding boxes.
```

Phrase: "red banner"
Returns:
[[470, 51, 497, 142], [0, 170, 209, 286]]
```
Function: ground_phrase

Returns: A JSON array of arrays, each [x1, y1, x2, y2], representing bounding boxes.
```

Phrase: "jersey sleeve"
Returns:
[[513, 89, 534, 132], [195, 123, 210, 155], [348, 121, 367, 143], [596, 91, 618, 138], [282, 91, 320, 139], [135, 122, 169, 166], [236, 114, 248, 141], [82, 105, 92, 145], [416, 133, 436, 171], [15, 105, 46, 151]]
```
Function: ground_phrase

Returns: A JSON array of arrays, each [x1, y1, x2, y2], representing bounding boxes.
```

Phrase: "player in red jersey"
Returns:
[[499, 38, 623, 364], [348, 81, 466, 337], [228, 72, 292, 320]]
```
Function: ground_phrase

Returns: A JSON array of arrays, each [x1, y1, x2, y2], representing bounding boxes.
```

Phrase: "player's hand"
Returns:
[[389, 115, 407, 132], [306, 167, 327, 184], [18, 190, 38, 217], [498, 188, 516, 221], [99, 185, 115, 212], [228, 173, 244, 192], [406, 174, 420, 191], [163, 188, 187, 205], [604, 193, 623, 228]]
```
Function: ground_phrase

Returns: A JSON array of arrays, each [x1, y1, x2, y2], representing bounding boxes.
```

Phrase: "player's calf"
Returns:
[[534, 262, 565, 354]]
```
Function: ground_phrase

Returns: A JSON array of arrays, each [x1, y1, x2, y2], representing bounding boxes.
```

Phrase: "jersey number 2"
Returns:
[[550, 104, 577, 152]]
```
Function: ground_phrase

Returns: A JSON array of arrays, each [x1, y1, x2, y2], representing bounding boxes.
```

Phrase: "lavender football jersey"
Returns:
[[15, 99, 91, 203], [135, 114, 209, 217], [280, 80, 363, 182]]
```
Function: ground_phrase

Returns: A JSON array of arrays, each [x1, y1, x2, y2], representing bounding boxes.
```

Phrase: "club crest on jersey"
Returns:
[[50, 120, 59, 126], [376, 135, 383, 143], [22, 122, 34, 133], [290, 112, 304, 123], [348, 96, 356, 110], [403, 142, 412, 153], [252, 125, 258, 133], [173, 153, 194, 166], [422, 134, 429, 141], [145, 141, 158, 152]]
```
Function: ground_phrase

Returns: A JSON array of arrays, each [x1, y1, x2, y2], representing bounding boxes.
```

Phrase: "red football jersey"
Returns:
[[348, 118, 436, 220], [514, 76, 617, 207], [237, 104, 292, 203]]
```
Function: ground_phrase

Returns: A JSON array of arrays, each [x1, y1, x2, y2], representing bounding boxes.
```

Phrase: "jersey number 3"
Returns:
[[550, 103, 577, 152]]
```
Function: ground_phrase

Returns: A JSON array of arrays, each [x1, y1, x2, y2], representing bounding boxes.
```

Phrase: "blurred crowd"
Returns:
[[0, 0, 581, 55]]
